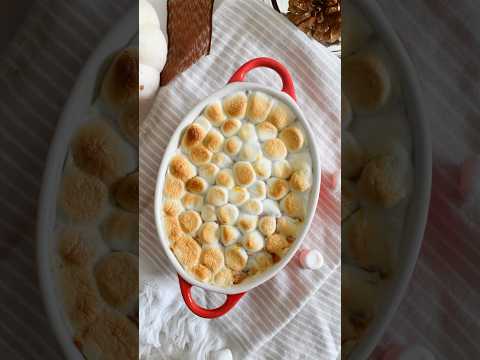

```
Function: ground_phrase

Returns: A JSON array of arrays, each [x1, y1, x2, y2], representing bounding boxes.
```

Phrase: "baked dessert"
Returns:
[[55, 45, 139, 359], [162, 91, 314, 287]]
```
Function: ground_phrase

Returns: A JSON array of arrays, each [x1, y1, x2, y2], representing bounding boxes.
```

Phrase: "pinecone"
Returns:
[[287, 0, 341, 45]]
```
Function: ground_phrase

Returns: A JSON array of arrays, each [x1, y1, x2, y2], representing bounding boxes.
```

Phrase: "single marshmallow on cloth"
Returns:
[[298, 249, 324, 270]]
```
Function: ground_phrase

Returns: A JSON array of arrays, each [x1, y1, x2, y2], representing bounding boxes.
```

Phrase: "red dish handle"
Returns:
[[179, 275, 246, 319], [228, 57, 297, 101]]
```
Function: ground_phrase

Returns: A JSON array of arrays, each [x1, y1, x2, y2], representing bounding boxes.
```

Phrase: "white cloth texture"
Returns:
[[139, 0, 341, 359]]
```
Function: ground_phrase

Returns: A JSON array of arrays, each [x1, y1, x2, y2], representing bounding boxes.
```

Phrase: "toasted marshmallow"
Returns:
[[164, 216, 184, 243], [224, 136, 243, 157], [59, 169, 108, 223], [216, 168, 235, 189], [247, 92, 273, 123], [114, 172, 138, 213], [191, 264, 212, 283], [71, 120, 134, 185], [163, 199, 184, 217], [242, 199, 263, 216], [358, 154, 408, 208], [258, 216, 277, 236], [181, 193, 204, 211], [272, 160, 293, 179], [281, 192, 306, 219], [228, 186, 250, 206], [201, 204, 217, 222], [266, 102, 295, 130], [239, 141, 262, 162], [253, 158, 272, 180], [280, 126, 305, 152], [250, 252, 274, 274], [342, 132, 366, 178], [181, 124, 206, 152], [101, 48, 138, 109], [223, 92, 248, 118], [233, 161, 256, 186], [220, 225, 241, 246], [342, 179, 359, 221], [186, 176, 209, 194], [189, 145, 212, 166], [289, 170, 312, 192], [74, 309, 137, 359], [263, 139, 287, 160], [199, 163, 219, 184], [211, 152, 233, 169], [242, 231, 265, 254], [288, 153, 312, 174], [206, 186, 228, 206], [238, 123, 258, 142], [236, 214, 258, 233], [248, 181, 267, 200], [214, 268, 234, 287], [266, 233, 290, 257], [178, 210, 202, 234], [101, 210, 138, 253], [225, 245, 248, 271], [169, 154, 197, 182], [343, 209, 393, 275], [193, 116, 212, 133], [277, 216, 302, 237], [203, 129, 225, 153], [57, 227, 95, 266], [256, 121, 278, 141], [200, 247, 225, 274], [221, 118, 242, 137], [164, 174, 185, 199], [198, 222, 219, 245], [267, 178, 289, 200], [94, 252, 138, 309], [343, 52, 391, 114], [217, 204, 240, 225], [203, 101, 226, 127], [262, 199, 282, 217]]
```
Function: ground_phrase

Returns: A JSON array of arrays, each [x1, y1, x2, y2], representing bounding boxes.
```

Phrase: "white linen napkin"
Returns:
[[139, 0, 341, 359]]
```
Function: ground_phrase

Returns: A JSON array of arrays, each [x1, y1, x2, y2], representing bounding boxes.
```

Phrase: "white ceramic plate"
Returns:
[[36, 8, 137, 359], [348, 1, 432, 359]]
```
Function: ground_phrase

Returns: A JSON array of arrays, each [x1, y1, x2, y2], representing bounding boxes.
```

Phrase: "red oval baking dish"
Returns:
[[154, 58, 321, 318]]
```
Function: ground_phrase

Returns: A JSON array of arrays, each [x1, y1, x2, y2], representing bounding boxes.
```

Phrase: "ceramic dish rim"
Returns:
[[154, 81, 322, 296]]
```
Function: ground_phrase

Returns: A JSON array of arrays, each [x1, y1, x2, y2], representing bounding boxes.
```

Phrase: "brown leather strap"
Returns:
[[160, 0, 214, 86]]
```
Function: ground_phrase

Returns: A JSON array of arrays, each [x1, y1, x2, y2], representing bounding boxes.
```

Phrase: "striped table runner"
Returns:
[[139, 0, 341, 359]]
